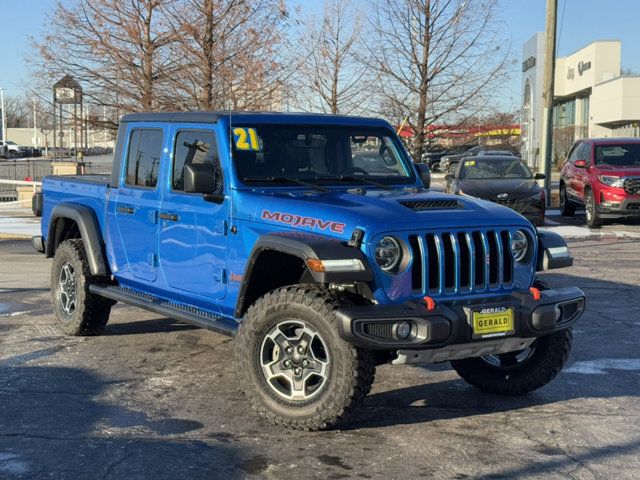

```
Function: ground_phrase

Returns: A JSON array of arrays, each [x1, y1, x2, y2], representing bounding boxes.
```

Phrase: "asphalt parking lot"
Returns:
[[1, 231, 639, 479]]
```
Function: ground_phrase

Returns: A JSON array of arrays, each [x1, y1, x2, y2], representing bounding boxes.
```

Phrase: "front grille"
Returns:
[[399, 199, 463, 211], [624, 177, 640, 195], [408, 229, 514, 295], [495, 198, 539, 214], [363, 322, 395, 339]]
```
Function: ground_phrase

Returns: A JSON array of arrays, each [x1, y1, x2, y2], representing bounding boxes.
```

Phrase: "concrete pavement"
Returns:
[[1, 237, 639, 479]]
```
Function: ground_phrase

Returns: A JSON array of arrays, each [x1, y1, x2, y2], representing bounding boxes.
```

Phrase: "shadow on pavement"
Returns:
[[0, 365, 247, 479], [104, 317, 200, 336]]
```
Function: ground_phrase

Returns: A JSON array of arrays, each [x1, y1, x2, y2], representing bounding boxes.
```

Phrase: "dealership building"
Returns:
[[521, 33, 640, 168]]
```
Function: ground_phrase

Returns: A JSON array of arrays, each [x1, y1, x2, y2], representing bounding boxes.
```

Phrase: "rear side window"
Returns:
[[172, 130, 221, 192], [125, 129, 163, 188]]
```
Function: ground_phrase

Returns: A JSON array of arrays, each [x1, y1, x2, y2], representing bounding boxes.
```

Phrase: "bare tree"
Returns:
[[162, 0, 290, 111], [30, 0, 179, 127], [3, 96, 31, 128], [296, 0, 367, 114], [368, 0, 512, 161]]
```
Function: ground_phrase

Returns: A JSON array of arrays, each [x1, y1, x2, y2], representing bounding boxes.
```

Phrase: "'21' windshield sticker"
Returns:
[[233, 127, 260, 151]]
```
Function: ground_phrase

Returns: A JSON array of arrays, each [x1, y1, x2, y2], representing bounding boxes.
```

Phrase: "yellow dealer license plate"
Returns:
[[472, 307, 514, 338]]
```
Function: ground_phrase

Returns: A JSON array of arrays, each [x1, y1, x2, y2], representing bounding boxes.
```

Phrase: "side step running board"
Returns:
[[89, 285, 238, 337]]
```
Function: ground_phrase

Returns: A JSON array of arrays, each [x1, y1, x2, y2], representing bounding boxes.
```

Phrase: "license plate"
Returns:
[[472, 308, 514, 338]]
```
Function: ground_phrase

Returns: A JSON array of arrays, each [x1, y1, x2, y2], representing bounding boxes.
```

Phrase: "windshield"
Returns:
[[595, 144, 640, 166], [232, 125, 415, 186], [460, 158, 533, 179], [7, 141, 16, 145]]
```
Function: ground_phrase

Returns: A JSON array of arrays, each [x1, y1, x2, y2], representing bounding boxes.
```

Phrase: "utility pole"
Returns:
[[540, 0, 557, 206], [0, 88, 6, 146]]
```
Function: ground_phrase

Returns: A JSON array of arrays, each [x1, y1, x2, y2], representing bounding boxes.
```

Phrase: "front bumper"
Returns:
[[335, 287, 585, 362], [598, 197, 640, 217]]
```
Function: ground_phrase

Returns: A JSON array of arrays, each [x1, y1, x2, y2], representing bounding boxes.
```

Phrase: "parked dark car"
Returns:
[[440, 146, 520, 174], [560, 137, 640, 228], [446, 155, 546, 225]]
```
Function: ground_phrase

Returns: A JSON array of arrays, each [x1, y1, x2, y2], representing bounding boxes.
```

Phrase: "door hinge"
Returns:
[[214, 268, 227, 283], [215, 220, 228, 235]]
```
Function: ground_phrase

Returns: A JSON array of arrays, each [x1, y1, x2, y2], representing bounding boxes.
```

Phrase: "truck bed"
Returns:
[[40, 174, 111, 239]]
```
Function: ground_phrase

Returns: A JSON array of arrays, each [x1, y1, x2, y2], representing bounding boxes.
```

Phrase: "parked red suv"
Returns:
[[559, 138, 640, 227]]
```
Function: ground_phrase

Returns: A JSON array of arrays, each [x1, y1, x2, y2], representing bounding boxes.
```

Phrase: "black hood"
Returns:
[[457, 178, 541, 201]]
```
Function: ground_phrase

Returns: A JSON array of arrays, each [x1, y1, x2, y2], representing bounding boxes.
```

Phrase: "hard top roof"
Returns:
[[120, 110, 391, 127]]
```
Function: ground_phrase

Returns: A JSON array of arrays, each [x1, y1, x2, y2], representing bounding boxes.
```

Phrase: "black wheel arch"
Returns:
[[46, 202, 109, 276], [234, 232, 373, 318]]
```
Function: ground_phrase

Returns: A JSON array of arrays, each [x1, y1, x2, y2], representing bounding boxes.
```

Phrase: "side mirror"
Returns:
[[415, 163, 431, 189], [184, 163, 224, 203], [534, 173, 546, 180], [574, 159, 587, 168], [445, 173, 455, 182]]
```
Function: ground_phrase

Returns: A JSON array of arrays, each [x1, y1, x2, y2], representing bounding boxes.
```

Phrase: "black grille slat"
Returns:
[[487, 231, 499, 285], [408, 235, 423, 291], [425, 234, 440, 293], [442, 233, 455, 290], [399, 199, 463, 211], [500, 230, 513, 284], [457, 232, 471, 290], [472, 232, 485, 288]]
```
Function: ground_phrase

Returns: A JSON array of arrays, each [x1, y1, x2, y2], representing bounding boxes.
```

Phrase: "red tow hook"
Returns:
[[529, 287, 541, 301], [423, 296, 436, 311]]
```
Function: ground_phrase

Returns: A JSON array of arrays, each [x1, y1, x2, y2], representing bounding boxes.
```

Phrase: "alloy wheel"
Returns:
[[259, 320, 330, 402], [59, 262, 77, 315]]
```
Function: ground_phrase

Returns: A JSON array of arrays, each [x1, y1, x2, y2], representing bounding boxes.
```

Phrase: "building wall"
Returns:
[[6, 127, 115, 149], [521, 32, 545, 169], [521, 35, 640, 168]]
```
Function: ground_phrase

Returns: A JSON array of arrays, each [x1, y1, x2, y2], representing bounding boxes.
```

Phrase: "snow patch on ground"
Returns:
[[0, 453, 29, 475], [565, 358, 640, 374]]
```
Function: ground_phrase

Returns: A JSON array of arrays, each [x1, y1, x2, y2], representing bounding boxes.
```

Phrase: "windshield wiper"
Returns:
[[243, 176, 328, 193], [331, 175, 393, 190]]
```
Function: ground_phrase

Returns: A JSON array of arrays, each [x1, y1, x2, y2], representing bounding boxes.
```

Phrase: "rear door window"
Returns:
[[125, 129, 163, 188]]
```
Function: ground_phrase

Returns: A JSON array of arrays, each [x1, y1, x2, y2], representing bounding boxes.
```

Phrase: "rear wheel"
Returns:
[[559, 183, 576, 217], [585, 189, 602, 228], [235, 285, 375, 430], [448, 162, 457, 174], [51, 239, 113, 335]]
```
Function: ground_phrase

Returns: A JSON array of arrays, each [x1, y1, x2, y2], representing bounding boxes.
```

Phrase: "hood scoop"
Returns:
[[399, 199, 464, 211]]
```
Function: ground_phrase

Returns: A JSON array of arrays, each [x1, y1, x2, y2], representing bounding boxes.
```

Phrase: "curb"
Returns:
[[0, 233, 33, 240]]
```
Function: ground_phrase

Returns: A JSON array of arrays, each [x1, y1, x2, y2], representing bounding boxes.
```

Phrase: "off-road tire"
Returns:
[[51, 239, 113, 336], [451, 328, 572, 395], [585, 189, 602, 228], [451, 325, 572, 396], [559, 183, 576, 217], [235, 285, 375, 431]]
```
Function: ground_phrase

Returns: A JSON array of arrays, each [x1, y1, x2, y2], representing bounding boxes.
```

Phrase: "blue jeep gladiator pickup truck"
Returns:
[[33, 112, 585, 430]]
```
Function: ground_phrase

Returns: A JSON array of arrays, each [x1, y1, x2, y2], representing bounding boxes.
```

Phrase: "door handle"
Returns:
[[159, 212, 179, 222], [117, 206, 134, 214]]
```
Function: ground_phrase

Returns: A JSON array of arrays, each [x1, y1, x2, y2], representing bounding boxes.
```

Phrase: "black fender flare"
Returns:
[[234, 232, 373, 317], [536, 230, 573, 271], [46, 202, 109, 276]]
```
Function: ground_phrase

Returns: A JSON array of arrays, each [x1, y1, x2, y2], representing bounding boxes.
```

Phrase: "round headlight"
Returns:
[[511, 230, 529, 262], [375, 236, 402, 272]]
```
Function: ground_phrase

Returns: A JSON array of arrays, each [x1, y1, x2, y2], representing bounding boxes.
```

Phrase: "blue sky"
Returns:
[[1, 0, 639, 111]]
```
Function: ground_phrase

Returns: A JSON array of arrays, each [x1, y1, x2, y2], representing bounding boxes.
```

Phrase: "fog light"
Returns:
[[395, 321, 412, 339]]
